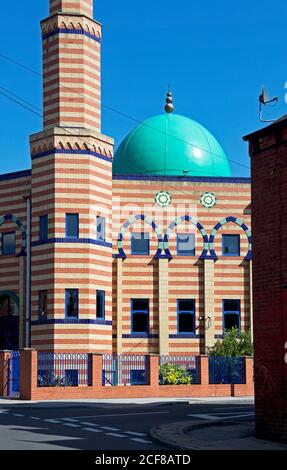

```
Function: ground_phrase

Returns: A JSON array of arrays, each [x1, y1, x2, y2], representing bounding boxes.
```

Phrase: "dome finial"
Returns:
[[165, 86, 174, 113]]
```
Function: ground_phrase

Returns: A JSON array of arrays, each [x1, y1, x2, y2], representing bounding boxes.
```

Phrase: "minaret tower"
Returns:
[[29, 0, 114, 353]]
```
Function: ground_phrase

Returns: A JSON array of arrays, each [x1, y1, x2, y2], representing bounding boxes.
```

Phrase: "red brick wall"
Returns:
[[245, 120, 287, 442]]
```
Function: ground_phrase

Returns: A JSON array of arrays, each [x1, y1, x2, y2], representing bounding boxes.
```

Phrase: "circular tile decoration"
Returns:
[[200, 192, 217, 209], [155, 191, 172, 208]]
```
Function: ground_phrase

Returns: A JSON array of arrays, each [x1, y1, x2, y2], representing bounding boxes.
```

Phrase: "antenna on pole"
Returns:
[[259, 86, 279, 122]]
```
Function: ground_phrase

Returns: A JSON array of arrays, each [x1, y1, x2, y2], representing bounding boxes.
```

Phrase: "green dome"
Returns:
[[113, 113, 231, 177]]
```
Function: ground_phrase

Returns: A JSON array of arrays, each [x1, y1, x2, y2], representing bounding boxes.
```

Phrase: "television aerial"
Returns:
[[259, 86, 279, 122]]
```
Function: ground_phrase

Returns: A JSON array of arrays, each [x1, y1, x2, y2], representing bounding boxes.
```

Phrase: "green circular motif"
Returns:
[[155, 191, 172, 207], [200, 192, 217, 208]]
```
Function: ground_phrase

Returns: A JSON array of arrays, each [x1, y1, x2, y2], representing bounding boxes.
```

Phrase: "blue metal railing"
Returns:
[[159, 355, 198, 384], [7, 350, 20, 397], [37, 352, 91, 387], [208, 356, 245, 384], [102, 354, 149, 386]]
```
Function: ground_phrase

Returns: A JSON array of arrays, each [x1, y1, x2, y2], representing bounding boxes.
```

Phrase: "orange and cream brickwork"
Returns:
[[0, 0, 252, 357]]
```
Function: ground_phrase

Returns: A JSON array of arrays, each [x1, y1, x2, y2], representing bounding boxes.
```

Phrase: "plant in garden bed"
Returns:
[[208, 327, 253, 357], [159, 364, 192, 385]]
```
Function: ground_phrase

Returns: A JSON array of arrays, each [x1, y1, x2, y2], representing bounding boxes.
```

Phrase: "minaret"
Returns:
[[29, 0, 114, 353], [42, 0, 101, 131]]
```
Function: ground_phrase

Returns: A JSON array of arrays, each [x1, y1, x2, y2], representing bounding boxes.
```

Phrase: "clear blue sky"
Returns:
[[0, 0, 286, 177]]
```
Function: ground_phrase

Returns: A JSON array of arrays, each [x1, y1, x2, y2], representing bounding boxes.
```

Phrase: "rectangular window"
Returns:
[[222, 234, 240, 256], [65, 289, 79, 319], [39, 215, 48, 241], [2, 232, 16, 256], [66, 213, 79, 238], [38, 290, 48, 320], [223, 299, 240, 332], [96, 290, 105, 319], [131, 232, 150, 255], [177, 233, 195, 256], [131, 299, 149, 334], [177, 299, 195, 334], [96, 216, 106, 241]]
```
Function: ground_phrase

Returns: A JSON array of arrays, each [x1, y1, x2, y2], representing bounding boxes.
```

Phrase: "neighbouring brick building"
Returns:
[[0, 0, 252, 356], [244, 117, 287, 442]]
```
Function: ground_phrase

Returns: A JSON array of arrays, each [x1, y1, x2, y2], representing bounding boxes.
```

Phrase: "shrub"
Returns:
[[159, 364, 192, 385], [208, 327, 253, 357]]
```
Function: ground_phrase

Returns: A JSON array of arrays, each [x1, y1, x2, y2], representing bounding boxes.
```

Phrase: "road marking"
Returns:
[[106, 432, 127, 438], [12, 414, 24, 417], [64, 411, 169, 419], [81, 422, 99, 427], [131, 438, 153, 444], [62, 423, 81, 428], [101, 426, 120, 431], [44, 419, 61, 424], [30, 417, 41, 420], [188, 412, 254, 421], [82, 428, 103, 433], [61, 418, 78, 422], [124, 431, 148, 437]]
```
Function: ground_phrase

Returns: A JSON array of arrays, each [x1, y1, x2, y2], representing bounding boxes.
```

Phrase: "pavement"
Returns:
[[0, 396, 286, 450]]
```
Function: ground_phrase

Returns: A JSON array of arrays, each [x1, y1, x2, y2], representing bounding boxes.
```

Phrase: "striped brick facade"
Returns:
[[50, 0, 93, 16]]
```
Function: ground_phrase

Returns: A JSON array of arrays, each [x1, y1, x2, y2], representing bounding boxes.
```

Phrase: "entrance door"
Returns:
[[0, 292, 19, 350]]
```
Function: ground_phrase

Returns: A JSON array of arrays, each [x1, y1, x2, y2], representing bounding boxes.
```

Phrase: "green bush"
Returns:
[[159, 364, 192, 385], [208, 327, 253, 357]]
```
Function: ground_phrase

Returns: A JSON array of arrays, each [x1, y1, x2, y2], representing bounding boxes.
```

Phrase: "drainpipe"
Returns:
[[25, 197, 31, 348]]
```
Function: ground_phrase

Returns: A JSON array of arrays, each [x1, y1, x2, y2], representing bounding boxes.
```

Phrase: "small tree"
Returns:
[[159, 364, 192, 385], [208, 327, 253, 357]]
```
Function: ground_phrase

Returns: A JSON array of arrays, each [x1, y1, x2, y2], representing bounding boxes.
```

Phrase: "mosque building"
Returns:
[[0, 0, 252, 355]]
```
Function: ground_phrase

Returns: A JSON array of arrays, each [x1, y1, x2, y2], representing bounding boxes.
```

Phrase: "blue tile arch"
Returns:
[[116, 214, 163, 258], [0, 214, 27, 256], [209, 216, 252, 260], [164, 215, 209, 259]]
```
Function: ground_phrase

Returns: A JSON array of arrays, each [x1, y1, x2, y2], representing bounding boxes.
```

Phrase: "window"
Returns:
[[38, 290, 48, 319], [177, 299, 195, 334], [131, 232, 149, 255], [222, 234, 240, 256], [96, 290, 105, 319], [66, 213, 79, 238], [96, 216, 106, 241], [131, 299, 149, 334], [177, 233, 195, 256], [223, 299, 240, 331], [39, 215, 48, 241], [2, 232, 16, 256], [65, 289, 79, 318]]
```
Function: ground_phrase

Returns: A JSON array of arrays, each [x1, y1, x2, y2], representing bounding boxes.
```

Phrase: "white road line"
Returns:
[[124, 431, 148, 437], [101, 426, 120, 432], [188, 412, 254, 421], [131, 438, 152, 444], [82, 428, 103, 433], [30, 417, 41, 420], [106, 432, 127, 438], [12, 414, 24, 417], [44, 419, 61, 423], [61, 418, 78, 422], [63, 411, 169, 419], [62, 423, 81, 428], [81, 422, 99, 427]]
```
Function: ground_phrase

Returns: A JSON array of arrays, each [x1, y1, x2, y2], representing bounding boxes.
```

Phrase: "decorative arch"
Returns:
[[0, 290, 19, 311], [117, 214, 163, 258], [209, 216, 252, 259], [164, 215, 209, 258], [0, 214, 26, 256]]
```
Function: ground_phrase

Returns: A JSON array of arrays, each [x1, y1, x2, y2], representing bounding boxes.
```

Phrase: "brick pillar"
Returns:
[[245, 357, 254, 388], [244, 118, 287, 442], [197, 355, 209, 385], [20, 349, 37, 400], [116, 258, 123, 355], [203, 259, 215, 352], [158, 258, 169, 355], [91, 354, 103, 387], [0, 351, 10, 397], [149, 355, 159, 387]]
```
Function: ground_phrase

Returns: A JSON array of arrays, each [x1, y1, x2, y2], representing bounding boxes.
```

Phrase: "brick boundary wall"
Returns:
[[17, 350, 254, 401], [0, 351, 10, 398]]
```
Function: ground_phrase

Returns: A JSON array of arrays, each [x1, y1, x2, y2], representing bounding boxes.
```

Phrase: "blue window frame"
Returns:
[[66, 213, 79, 238], [2, 232, 16, 256], [131, 232, 149, 255], [222, 234, 240, 256], [130, 369, 146, 385], [177, 299, 195, 334], [65, 289, 79, 319], [131, 299, 149, 334], [177, 233, 195, 256], [96, 216, 106, 241], [38, 290, 48, 320], [223, 299, 240, 332], [39, 215, 48, 241], [65, 369, 78, 386], [96, 290, 105, 319]]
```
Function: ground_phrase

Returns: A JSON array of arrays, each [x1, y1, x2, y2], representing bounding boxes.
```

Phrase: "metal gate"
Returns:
[[7, 351, 20, 397]]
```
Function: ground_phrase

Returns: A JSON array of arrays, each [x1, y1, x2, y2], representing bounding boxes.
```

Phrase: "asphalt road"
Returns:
[[0, 399, 254, 450]]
